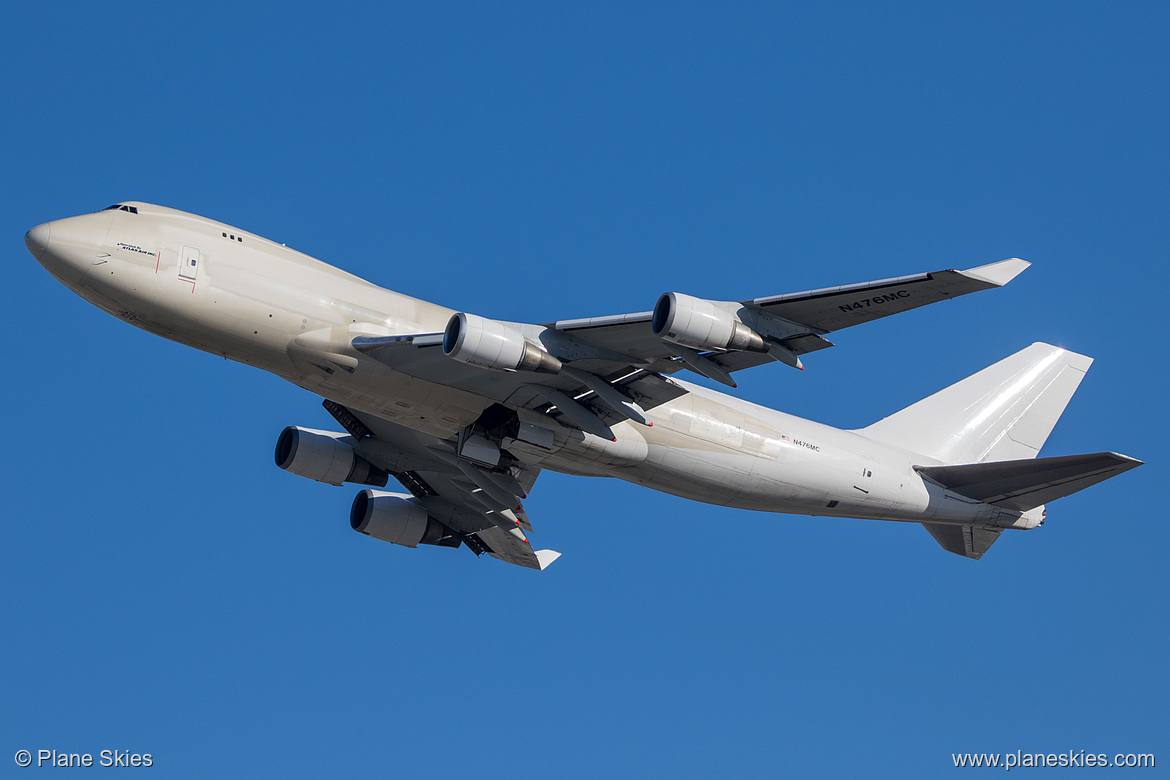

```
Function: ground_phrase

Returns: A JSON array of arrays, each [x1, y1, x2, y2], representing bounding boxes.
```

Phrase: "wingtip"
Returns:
[[1109, 452, 1144, 468], [960, 257, 1031, 287], [535, 549, 562, 570]]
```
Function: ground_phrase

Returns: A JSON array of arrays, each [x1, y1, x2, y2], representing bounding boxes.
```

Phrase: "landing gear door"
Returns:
[[179, 245, 200, 281]]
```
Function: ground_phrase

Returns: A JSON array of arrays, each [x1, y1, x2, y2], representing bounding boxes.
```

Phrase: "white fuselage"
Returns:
[[26, 203, 1035, 532]]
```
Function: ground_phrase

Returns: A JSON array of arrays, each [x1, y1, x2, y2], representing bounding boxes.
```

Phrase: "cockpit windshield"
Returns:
[[102, 204, 138, 214]]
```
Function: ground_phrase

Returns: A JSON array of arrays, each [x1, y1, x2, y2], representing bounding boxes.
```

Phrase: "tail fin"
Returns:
[[862, 343, 1092, 464]]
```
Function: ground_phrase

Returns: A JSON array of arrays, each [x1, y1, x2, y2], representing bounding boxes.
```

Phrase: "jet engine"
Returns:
[[275, 427, 388, 487], [350, 490, 461, 548], [652, 292, 767, 353], [443, 312, 562, 373]]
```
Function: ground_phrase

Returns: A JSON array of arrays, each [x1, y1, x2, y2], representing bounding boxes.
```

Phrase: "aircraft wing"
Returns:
[[743, 258, 1030, 333], [352, 258, 1028, 438], [325, 400, 560, 570], [553, 258, 1031, 375], [352, 332, 687, 440]]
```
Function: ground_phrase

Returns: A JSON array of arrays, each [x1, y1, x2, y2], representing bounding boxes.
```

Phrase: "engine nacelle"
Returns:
[[275, 427, 388, 487], [443, 312, 562, 373], [350, 490, 461, 548], [651, 292, 766, 353]]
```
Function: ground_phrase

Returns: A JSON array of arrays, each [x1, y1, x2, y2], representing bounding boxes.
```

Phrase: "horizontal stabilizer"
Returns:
[[922, 523, 1001, 560], [916, 452, 1142, 512]]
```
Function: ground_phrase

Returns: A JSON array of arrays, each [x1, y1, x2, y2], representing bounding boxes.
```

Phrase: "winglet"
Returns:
[[960, 257, 1030, 287], [535, 549, 562, 570]]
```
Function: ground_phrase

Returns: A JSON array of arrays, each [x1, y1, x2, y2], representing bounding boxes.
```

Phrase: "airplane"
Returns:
[[25, 202, 1141, 569]]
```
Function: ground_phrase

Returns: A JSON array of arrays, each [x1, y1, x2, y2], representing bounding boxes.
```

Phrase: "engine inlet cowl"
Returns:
[[652, 292, 766, 353], [443, 312, 562, 373], [275, 427, 388, 487], [350, 490, 462, 548]]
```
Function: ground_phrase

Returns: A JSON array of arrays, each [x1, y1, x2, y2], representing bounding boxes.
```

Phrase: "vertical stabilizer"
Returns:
[[862, 343, 1092, 464]]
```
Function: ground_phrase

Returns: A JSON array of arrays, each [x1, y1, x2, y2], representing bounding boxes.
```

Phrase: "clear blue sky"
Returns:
[[3, 2, 1166, 777]]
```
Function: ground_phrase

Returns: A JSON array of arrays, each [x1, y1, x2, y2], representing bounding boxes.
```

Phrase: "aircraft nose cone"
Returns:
[[25, 222, 52, 261]]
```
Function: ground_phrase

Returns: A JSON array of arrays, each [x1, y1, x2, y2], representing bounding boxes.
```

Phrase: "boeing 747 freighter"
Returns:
[[25, 203, 1141, 568]]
